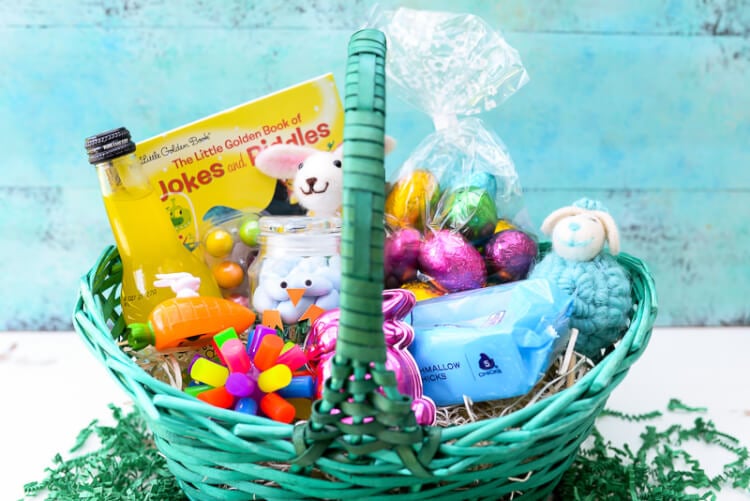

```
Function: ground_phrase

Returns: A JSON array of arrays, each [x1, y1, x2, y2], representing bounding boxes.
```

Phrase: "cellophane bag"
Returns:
[[370, 8, 535, 293]]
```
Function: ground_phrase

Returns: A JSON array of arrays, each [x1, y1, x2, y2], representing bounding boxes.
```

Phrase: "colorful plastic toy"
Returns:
[[186, 326, 311, 423]]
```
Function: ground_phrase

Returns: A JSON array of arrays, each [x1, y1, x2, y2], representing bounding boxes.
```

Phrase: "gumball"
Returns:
[[205, 229, 234, 258], [384, 227, 421, 288], [400, 281, 444, 301], [436, 187, 497, 242], [239, 217, 260, 247], [418, 230, 486, 292], [384, 169, 440, 229], [212, 261, 245, 289], [484, 229, 538, 283]]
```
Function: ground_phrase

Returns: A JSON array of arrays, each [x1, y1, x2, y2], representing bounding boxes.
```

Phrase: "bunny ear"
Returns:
[[540, 206, 582, 235], [592, 210, 621, 255], [254, 144, 318, 180]]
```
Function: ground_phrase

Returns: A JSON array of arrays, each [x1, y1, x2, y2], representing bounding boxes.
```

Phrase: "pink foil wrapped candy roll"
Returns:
[[304, 288, 436, 425]]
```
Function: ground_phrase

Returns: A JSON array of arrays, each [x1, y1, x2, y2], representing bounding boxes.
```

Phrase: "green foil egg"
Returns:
[[438, 187, 497, 242]]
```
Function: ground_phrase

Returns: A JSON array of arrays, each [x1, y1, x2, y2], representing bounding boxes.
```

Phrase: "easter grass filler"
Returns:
[[124, 320, 588, 426]]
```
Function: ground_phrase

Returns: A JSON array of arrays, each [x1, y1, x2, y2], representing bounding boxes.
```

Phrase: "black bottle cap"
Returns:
[[85, 127, 136, 164]]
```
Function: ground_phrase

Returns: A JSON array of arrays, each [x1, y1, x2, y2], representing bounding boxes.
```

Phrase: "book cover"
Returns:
[[135, 74, 344, 250]]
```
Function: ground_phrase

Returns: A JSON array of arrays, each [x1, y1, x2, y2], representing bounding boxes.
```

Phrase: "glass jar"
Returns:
[[248, 215, 341, 345]]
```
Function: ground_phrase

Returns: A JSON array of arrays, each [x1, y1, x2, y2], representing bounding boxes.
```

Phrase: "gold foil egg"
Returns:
[[494, 219, 516, 234], [385, 169, 440, 230], [401, 281, 444, 301]]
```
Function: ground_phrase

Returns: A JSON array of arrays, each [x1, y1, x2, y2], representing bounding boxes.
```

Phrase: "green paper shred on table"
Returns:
[[23, 405, 186, 501], [555, 399, 750, 500], [23, 399, 750, 500]]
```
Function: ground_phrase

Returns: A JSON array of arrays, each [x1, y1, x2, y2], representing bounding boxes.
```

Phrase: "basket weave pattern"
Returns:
[[73, 29, 657, 500]]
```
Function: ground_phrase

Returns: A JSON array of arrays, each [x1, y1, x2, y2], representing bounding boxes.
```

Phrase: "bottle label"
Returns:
[[122, 287, 158, 307]]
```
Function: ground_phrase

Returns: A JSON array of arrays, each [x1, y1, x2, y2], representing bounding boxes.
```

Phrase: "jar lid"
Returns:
[[85, 127, 136, 164], [260, 215, 341, 235]]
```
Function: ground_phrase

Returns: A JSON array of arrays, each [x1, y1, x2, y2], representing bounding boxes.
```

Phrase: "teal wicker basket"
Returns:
[[73, 29, 657, 500]]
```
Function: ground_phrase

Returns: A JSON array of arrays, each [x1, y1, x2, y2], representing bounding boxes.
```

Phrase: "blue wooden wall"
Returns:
[[1, 0, 748, 330]]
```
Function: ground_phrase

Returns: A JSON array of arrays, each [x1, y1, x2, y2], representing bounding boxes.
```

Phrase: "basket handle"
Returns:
[[291, 29, 439, 477]]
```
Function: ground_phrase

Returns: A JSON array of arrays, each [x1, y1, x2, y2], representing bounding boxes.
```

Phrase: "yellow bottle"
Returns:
[[86, 127, 221, 324]]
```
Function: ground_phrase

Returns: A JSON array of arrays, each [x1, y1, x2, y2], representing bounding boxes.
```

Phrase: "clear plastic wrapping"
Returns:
[[372, 7, 530, 123], [371, 8, 536, 292], [199, 208, 261, 307]]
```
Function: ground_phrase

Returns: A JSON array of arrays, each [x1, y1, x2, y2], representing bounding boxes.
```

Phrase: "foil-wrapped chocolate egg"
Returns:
[[436, 187, 497, 242], [384, 228, 422, 288], [494, 219, 516, 234], [442, 170, 498, 200], [484, 229, 538, 283], [384, 169, 440, 230], [400, 281, 444, 301], [418, 230, 486, 292]]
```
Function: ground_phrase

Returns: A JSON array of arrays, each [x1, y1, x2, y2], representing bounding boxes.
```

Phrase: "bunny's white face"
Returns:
[[551, 214, 606, 261], [292, 149, 343, 216]]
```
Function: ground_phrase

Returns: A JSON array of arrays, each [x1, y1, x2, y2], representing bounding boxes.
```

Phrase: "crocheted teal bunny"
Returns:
[[530, 199, 632, 362]]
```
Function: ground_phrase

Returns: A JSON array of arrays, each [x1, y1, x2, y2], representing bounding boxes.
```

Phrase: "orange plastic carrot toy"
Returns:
[[127, 296, 256, 351]]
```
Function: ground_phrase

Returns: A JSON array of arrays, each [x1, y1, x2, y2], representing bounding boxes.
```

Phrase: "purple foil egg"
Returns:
[[384, 228, 422, 288], [484, 229, 538, 283], [418, 230, 486, 292]]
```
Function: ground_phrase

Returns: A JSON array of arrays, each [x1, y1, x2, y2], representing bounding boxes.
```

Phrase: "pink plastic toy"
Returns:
[[304, 288, 437, 425]]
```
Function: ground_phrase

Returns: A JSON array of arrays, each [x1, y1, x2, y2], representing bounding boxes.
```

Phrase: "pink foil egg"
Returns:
[[384, 227, 422, 288], [484, 229, 538, 283], [304, 289, 436, 425], [418, 229, 486, 292]]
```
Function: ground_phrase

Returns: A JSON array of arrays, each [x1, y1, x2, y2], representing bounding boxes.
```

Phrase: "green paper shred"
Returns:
[[667, 398, 709, 414], [23, 405, 186, 501], [555, 399, 750, 500], [23, 400, 750, 500]]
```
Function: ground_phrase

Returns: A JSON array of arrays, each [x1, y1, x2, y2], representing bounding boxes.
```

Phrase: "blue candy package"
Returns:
[[406, 278, 573, 406]]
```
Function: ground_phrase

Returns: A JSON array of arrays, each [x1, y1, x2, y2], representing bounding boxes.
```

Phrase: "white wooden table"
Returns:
[[3, 327, 749, 500]]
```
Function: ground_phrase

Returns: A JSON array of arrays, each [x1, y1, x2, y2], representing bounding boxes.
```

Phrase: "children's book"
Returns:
[[135, 74, 344, 250]]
